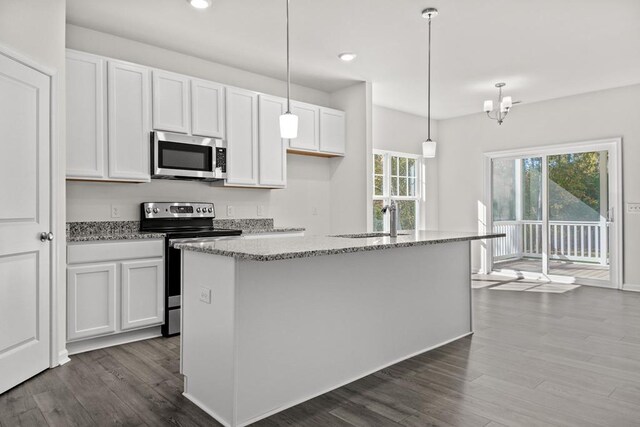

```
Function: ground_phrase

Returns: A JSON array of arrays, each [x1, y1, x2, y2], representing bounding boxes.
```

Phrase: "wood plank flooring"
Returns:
[[3, 281, 640, 426]]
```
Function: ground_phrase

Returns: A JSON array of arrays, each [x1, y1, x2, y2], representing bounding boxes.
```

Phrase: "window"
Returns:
[[372, 150, 421, 232]]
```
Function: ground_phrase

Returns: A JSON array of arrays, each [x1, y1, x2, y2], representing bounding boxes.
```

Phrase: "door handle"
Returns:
[[40, 232, 54, 242]]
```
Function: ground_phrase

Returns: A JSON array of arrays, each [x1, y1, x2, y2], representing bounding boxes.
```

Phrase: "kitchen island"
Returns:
[[175, 231, 504, 427]]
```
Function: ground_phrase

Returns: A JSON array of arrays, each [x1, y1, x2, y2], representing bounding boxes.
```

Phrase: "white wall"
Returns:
[[65, 25, 337, 235], [438, 84, 640, 287], [0, 0, 67, 364], [372, 106, 439, 230], [329, 82, 373, 234]]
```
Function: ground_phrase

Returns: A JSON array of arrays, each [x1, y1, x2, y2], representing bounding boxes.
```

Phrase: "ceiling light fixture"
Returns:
[[421, 7, 438, 158], [280, 0, 298, 139], [338, 52, 357, 62], [483, 82, 518, 125], [188, 0, 211, 9]]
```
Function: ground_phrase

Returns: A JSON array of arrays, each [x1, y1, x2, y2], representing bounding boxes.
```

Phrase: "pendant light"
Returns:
[[279, 0, 299, 139], [421, 7, 438, 158]]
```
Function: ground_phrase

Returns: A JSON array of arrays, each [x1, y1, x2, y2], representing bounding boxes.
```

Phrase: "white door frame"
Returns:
[[0, 43, 64, 367], [482, 138, 623, 289]]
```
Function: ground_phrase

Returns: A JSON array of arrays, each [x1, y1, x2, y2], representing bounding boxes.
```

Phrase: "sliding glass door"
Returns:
[[487, 142, 619, 288], [492, 156, 543, 274], [547, 151, 610, 282]]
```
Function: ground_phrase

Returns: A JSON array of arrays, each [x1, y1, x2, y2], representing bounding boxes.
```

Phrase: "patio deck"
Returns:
[[494, 258, 609, 281]]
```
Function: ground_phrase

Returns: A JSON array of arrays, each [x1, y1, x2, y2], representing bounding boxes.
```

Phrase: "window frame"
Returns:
[[372, 149, 422, 232]]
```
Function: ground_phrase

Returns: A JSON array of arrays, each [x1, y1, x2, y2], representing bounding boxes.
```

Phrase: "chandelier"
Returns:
[[483, 82, 517, 125]]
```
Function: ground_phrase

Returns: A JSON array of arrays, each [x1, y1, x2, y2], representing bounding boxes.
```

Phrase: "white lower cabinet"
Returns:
[[121, 259, 164, 331], [67, 263, 117, 341], [67, 239, 164, 343]]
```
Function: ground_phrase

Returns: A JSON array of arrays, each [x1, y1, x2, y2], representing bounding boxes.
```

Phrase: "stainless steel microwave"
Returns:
[[151, 131, 226, 180]]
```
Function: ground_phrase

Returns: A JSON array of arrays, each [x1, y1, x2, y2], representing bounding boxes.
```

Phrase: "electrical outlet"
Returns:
[[227, 205, 234, 217], [199, 287, 211, 304], [257, 205, 265, 216], [311, 207, 318, 216], [111, 205, 121, 218], [628, 203, 640, 214]]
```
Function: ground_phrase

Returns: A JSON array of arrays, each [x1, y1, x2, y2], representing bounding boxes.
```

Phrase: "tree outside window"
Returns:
[[372, 150, 421, 232]]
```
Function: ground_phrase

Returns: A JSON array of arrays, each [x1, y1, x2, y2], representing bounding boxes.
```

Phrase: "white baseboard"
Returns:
[[66, 326, 162, 355], [623, 283, 640, 292], [58, 348, 71, 366]]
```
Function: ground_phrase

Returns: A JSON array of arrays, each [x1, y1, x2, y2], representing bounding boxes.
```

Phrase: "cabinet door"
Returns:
[[121, 259, 164, 331], [289, 101, 320, 152], [258, 95, 287, 187], [320, 108, 346, 155], [67, 263, 116, 341], [225, 87, 258, 185], [66, 51, 107, 179], [107, 60, 151, 182], [191, 79, 225, 138], [152, 71, 190, 134]]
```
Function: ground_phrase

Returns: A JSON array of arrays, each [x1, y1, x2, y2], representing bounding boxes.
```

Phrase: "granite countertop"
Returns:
[[242, 227, 305, 235], [66, 219, 304, 242], [174, 230, 506, 262]]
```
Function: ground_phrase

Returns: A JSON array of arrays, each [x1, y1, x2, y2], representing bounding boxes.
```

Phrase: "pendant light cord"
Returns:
[[427, 15, 432, 141], [286, 0, 291, 114]]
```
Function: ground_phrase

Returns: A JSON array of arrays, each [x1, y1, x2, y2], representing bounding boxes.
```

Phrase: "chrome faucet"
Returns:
[[382, 201, 399, 237]]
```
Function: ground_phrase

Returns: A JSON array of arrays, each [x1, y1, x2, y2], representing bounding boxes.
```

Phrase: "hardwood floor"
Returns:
[[3, 282, 640, 426]]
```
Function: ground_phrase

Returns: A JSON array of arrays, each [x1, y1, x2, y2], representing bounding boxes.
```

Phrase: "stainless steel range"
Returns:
[[140, 202, 242, 336]]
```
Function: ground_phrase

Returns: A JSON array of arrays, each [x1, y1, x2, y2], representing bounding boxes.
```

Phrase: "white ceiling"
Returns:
[[66, 0, 640, 119]]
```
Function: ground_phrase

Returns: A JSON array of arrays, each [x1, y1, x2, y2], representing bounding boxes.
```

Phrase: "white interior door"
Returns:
[[0, 52, 52, 393]]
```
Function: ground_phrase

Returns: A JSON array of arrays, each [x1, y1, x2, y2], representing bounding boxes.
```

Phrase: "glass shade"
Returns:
[[279, 113, 299, 139], [502, 96, 512, 109], [483, 100, 493, 112], [422, 140, 437, 158]]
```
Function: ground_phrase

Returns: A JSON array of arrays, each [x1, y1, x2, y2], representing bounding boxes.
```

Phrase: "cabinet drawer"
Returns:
[[68, 239, 164, 264]]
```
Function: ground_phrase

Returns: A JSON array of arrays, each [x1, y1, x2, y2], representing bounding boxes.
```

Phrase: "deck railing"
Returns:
[[493, 220, 608, 265]]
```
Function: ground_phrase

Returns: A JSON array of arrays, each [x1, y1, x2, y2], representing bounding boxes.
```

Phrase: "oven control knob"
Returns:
[[146, 207, 152, 214], [153, 208, 159, 214], [196, 207, 201, 213], [208, 207, 213, 213]]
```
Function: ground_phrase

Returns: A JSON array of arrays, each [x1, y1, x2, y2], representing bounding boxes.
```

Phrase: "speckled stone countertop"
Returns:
[[174, 230, 506, 262], [66, 221, 165, 242], [66, 219, 304, 242]]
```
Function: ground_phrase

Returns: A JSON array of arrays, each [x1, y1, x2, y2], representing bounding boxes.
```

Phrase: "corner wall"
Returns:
[[438, 84, 640, 287], [329, 82, 373, 234]]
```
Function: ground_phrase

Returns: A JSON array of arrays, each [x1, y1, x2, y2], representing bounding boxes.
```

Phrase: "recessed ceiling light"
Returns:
[[188, 0, 211, 9], [338, 52, 357, 62]]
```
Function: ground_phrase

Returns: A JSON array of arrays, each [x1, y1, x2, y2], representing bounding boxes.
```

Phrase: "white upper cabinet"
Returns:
[[289, 101, 320, 152], [191, 79, 225, 138], [319, 107, 346, 155], [152, 70, 190, 134], [107, 60, 151, 182], [258, 95, 287, 188], [66, 51, 107, 179], [225, 87, 258, 186]]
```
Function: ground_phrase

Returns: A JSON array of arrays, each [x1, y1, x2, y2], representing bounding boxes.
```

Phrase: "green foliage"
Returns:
[[548, 152, 602, 221], [494, 152, 603, 222]]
